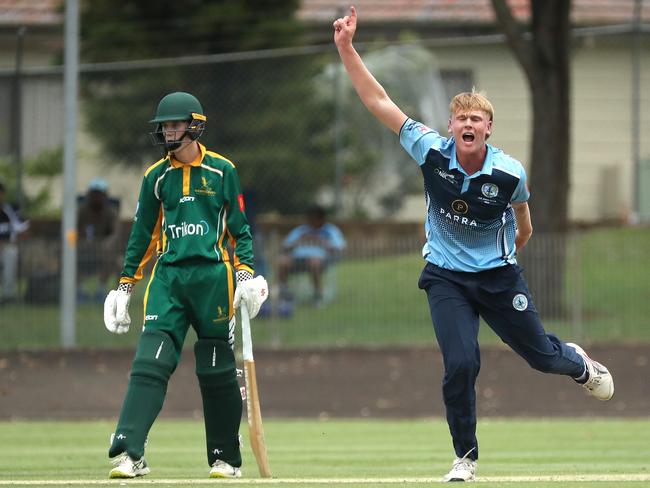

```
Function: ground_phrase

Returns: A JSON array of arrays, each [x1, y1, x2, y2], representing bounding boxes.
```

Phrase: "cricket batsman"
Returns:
[[103, 91, 268, 479]]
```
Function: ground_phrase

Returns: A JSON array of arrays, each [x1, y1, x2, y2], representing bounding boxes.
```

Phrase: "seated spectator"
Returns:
[[0, 181, 29, 303], [277, 205, 346, 309], [77, 178, 119, 302]]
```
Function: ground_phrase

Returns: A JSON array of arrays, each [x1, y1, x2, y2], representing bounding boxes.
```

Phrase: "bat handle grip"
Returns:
[[241, 303, 254, 361]]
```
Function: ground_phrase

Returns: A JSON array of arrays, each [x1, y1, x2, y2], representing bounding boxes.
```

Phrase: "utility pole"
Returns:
[[61, 0, 79, 347]]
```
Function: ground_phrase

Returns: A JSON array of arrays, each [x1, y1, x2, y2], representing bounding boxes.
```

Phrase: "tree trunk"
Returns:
[[527, 0, 571, 233], [492, 0, 571, 316]]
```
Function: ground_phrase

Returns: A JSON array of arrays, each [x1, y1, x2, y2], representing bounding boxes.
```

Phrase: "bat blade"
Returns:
[[244, 359, 272, 478], [240, 304, 272, 478]]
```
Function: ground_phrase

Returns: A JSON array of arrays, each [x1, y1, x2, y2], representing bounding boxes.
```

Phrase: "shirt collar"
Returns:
[[449, 139, 494, 177], [170, 142, 206, 168]]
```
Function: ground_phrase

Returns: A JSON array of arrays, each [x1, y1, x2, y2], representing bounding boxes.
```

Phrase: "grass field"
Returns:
[[1, 418, 649, 487], [2, 227, 650, 349]]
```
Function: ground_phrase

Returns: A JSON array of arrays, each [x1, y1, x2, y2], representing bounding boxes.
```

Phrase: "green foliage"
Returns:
[[316, 44, 449, 217], [24, 147, 63, 177], [0, 146, 62, 216], [80, 0, 302, 62], [80, 0, 332, 213]]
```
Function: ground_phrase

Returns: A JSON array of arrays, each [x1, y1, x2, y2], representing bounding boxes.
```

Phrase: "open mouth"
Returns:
[[462, 132, 475, 143]]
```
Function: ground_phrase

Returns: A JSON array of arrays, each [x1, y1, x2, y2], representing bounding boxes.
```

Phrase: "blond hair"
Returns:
[[449, 90, 494, 121]]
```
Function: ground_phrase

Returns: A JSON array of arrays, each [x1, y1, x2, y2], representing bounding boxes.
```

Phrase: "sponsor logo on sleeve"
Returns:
[[405, 120, 431, 134]]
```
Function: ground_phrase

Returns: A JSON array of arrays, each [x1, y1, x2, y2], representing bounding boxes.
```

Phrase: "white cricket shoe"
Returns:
[[209, 459, 242, 478], [443, 457, 476, 482], [109, 453, 150, 479], [567, 343, 614, 401]]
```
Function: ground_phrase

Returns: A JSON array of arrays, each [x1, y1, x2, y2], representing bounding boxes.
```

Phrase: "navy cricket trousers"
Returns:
[[418, 262, 585, 461]]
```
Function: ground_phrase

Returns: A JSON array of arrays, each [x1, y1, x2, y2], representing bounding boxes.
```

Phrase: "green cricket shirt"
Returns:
[[119, 143, 254, 285]]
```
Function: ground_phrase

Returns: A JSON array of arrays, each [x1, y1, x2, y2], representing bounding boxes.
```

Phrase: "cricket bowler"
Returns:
[[334, 6, 614, 482], [103, 91, 268, 479]]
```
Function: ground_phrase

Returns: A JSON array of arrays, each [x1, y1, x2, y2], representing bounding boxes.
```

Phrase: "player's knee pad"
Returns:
[[131, 328, 179, 384], [194, 338, 238, 389]]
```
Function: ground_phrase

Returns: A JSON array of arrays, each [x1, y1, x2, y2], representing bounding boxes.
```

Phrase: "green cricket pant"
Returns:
[[109, 260, 242, 467]]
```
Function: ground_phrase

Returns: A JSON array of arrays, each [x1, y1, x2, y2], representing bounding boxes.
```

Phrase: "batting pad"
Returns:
[[132, 328, 179, 383], [195, 339, 242, 467], [109, 329, 178, 459], [194, 338, 238, 384]]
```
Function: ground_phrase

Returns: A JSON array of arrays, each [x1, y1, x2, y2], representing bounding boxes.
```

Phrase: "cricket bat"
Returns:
[[241, 304, 272, 478]]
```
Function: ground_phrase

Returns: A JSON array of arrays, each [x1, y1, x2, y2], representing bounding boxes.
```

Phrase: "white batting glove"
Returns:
[[104, 283, 133, 334], [233, 271, 268, 319]]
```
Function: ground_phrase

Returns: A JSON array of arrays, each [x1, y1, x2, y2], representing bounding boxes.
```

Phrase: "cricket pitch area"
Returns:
[[1, 346, 648, 487], [1, 418, 649, 487]]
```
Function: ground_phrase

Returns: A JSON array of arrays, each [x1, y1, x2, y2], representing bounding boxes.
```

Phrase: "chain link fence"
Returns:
[[1, 225, 649, 350], [0, 29, 649, 349]]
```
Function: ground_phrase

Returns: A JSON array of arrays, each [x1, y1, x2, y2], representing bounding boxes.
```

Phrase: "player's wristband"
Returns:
[[117, 282, 134, 294], [236, 270, 253, 283]]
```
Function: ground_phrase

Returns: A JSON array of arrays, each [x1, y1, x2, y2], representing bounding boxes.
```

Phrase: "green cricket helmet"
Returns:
[[149, 92, 207, 152]]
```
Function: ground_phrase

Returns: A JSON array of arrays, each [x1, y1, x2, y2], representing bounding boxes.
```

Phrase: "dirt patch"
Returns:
[[0, 345, 647, 419]]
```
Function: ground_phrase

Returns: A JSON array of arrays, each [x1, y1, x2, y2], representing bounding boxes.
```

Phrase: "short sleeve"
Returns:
[[399, 118, 447, 166], [511, 165, 530, 203], [324, 224, 346, 251], [283, 226, 305, 247]]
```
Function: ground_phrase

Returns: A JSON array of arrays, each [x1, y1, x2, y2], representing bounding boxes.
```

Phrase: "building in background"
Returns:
[[0, 0, 648, 222], [298, 0, 650, 223]]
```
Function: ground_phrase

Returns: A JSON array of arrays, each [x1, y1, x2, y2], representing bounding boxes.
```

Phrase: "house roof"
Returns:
[[0, 0, 62, 27], [298, 0, 650, 25], [0, 0, 647, 29]]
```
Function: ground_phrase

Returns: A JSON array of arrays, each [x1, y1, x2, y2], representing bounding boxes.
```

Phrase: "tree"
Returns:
[[491, 0, 572, 315], [80, 0, 331, 214], [491, 0, 571, 232], [316, 43, 449, 218]]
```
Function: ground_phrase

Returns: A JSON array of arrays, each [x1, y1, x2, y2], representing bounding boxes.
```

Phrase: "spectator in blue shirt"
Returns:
[[334, 6, 613, 482], [277, 204, 345, 308]]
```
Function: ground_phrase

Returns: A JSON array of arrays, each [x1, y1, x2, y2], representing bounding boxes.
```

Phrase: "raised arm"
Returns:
[[333, 6, 408, 134]]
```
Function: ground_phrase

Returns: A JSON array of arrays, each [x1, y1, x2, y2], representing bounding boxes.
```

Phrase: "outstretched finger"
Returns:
[[350, 6, 357, 21]]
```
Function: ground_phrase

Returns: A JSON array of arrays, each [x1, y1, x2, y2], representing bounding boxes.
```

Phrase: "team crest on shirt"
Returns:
[[213, 305, 229, 322], [196, 176, 216, 196], [512, 293, 528, 311], [481, 183, 499, 199]]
